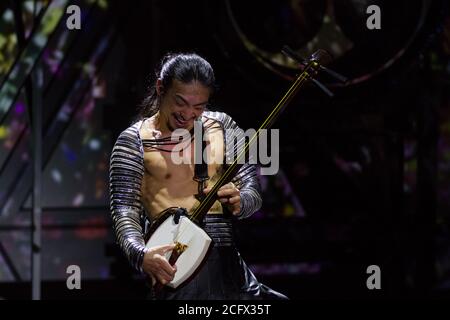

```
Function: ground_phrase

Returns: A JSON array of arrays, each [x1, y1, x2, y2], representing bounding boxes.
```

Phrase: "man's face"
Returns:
[[158, 79, 210, 132]]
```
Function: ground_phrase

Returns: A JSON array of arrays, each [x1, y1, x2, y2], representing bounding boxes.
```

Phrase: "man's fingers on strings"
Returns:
[[225, 182, 238, 190], [217, 188, 236, 198], [228, 196, 240, 204], [205, 183, 238, 197]]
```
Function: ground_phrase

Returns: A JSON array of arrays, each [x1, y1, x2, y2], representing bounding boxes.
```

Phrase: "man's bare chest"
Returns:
[[140, 120, 225, 183]]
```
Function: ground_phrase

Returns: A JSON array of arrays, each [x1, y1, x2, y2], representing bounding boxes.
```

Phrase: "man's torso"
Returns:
[[139, 116, 225, 220]]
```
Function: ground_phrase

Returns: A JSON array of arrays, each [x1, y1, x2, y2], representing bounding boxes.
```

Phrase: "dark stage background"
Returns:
[[0, 0, 450, 300]]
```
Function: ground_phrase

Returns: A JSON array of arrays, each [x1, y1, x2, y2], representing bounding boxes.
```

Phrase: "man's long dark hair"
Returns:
[[137, 52, 216, 121]]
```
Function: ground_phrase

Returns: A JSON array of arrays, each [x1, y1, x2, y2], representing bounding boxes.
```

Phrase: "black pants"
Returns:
[[148, 245, 288, 300]]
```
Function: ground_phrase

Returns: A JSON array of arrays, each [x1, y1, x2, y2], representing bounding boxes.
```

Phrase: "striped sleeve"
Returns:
[[109, 124, 148, 273], [204, 111, 263, 219]]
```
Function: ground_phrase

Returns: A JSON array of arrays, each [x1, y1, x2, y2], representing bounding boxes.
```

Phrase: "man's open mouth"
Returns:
[[173, 113, 188, 127]]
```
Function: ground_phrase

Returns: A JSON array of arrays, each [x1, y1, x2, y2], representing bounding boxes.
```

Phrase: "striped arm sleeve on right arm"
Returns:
[[109, 127, 148, 273]]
